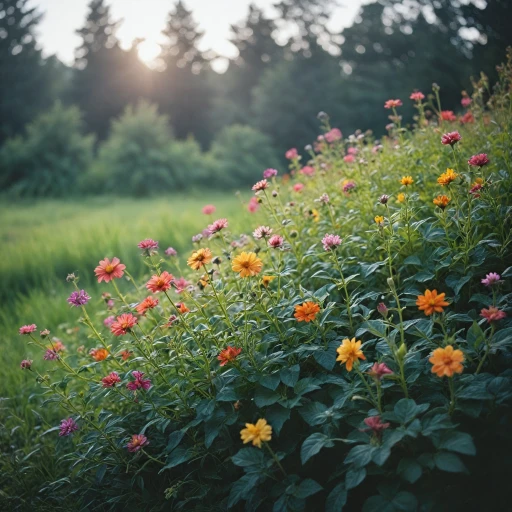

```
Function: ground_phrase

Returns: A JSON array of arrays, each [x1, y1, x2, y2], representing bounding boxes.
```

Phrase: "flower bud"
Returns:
[[377, 303, 388, 318], [272, 190, 278, 197], [396, 343, 407, 362], [387, 277, 396, 292], [290, 230, 298, 238], [379, 194, 389, 205], [40, 329, 50, 339]]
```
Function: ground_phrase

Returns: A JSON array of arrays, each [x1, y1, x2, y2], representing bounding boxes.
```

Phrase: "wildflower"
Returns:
[[322, 234, 342, 251], [40, 328, 50, 338], [285, 148, 298, 160], [294, 301, 321, 323], [218, 346, 242, 366], [94, 257, 126, 283], [102, 372, 121, 388], [470, 178, 484, 197], [192, 233, 203, 243], [67, 289, 91, 307], [90, 348, 109, 362], [300, 165, 315, 176], [261, 275, 276, 288], [379, 194, 389, 204], [374, 215, 384, 225], [416, 289, 450, 316], [107, 299, 115, 309], [44, 349, 58, 360], [481, 273, 503, 287], [325, 128, 342, 142], [344, 154, 355, 163], [461, 97, 472, 108], [468, 153, 489, 167], [127, 371, 151, 391], [441, 131, 462, 146], [165, 247, 177, 257], [120, 350, 133, 361], [268, 235, 284, 249], [400, 176, 414, 186], [437, 168, 458, 186], [342, 180, 356, 193], [263, 168, 278, 179], [248, 196, 260, 213], [176, 302, 190, 314], [19, 324, 37, 335], [240, 419, 272, 448], [384, 99, 402, 109], [232, 252, 263, 277], [347, 147, 359, 155], [165, 315, 178, 327], [252, 179, 269, 192], [368, 362, 393, 380], [110, 313, 138, 336], [137, 239, 159, 256], [293, 183, 304, 192], [59, 418, 79, 437], [187, 248, 213, 270], [208, 218, 228, 234], [66, 273, 76, 282], [253, 226, 273, 240], [202, 204, 216, 215], [136, 296, 159, 315], [103, 315, 115, 327], [433, 195, 451, 209], [397, 193, 406, 203], [429, 345, 464, 377], [173, 276, 191, 293], [318, 193, 329, 204], [460, 111, 475, 124], [377, 303, 388, 317], [146, 271, 174, 293], [127, 434, 149, 452], [480, 306, 507, 323], [20, 359, 33, 370], [372, 144, 383, 153], [336, 338, 366, 371], [410, 91, 425, 101], [439, 110, 457, 122]]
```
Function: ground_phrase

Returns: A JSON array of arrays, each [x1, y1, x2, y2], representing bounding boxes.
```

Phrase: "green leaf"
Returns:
[[294, 378, 321, 396], [394, 398, 423, 424], [260, 373, 281, 391], [228, 474, 260, 507], [160, 447, 194, 472], [363, 491, 418, 512], [299, 401, 329, 426], [345, 467, 366, 489], [467, 321, 486, 349], [294, 479, 323, 499], [434, 452, 468, 473], [280, 365, 300, 387], [166, 430, 185, 453], [300, 433, 334, 464], [344, 445, 376, 468], [371, 445, 391, 466], [265, 404, 291, 435], [446, 273, 472, 295], [232, 448, 265, 468], [421, 411, 453, 435], [397, 458, 422, 483], [254, 386, 280, 407], [326, 482, 347, 512], [313, 342, 338, 370], [216, 386, 239, 402], [437, 431, 476, 456]]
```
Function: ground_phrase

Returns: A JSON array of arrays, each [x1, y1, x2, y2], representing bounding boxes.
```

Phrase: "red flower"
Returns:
[[176, 302, 190, 314], [361, 416, 390, 435], [367, 362, 393, 381], [480, 306, 506, 323], [468, 153, 489, 167], [102, 372, 121, 388], [127, 371, 151, 391], [110, 313, 138, 336], [285, 148, 298, 159], [460, 111, 475, 124], [218, 346, 242, 366], [439, 110, 457, 122], [136, 296, 159, 315], [441, 131, 461, 146], [146, 271, 174, 293]]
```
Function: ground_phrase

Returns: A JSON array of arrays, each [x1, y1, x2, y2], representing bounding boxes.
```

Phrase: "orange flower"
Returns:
[[433, 195, 450, 209], [336, 337, 365, 371], [176, 302, 190, 314], [294, 301, 321, 322], [232, 252, 263, 277], [146, 271, 174, 293], [120, 350, 133, 361], [416, 289, 450, 316], [187, 248, 213, 270], [218, 346, 242, 366], [90, 348, 109, 361], [136, 296, 159, 315], [240, 419, 272, 448], [400, 176, 414, 186], [261, 275, 276, 288], [429, 345, 464, 377], [437, 168, 458, 186]]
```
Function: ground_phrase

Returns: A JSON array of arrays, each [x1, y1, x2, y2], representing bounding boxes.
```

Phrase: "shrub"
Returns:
[[13, 56, 512, 510], [0, 102, 94, 197]]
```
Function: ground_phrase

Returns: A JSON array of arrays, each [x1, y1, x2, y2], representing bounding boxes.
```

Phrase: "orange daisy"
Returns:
[[429, 345, 464, 377], [437, 168, 458, 186], [416, 289, 450, 316], [294, 301, 321, 322], [232, 252, 263, 277], [146, 271, 174, 293], [217, 346, 242, 366], [433, 195, 450, 209], [400, 176, 414, 186], [90, 348, 109, 361], [336, 338, 366, 371], [136, 296, 159, 315], [187, 248, 213, 270]]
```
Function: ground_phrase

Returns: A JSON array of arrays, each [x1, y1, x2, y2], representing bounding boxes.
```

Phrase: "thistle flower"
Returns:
[[67, 290, 91, 307], [379, 194, 389, 204], [59, 418, 79, 437], [127, 434, 149, 452], [481, 273, 503, 287], [322, 234, 342, 251], [94, 257, 126, 283], [240, 419, 272, 448]]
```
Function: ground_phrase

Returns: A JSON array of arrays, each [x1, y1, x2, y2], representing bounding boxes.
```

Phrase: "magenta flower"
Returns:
[[361, 416, 390, 435], [268, 235, 284, 249], [468, 153, 489, 167], [322, 234, 342, 251], [480, 307, 506, 323], [44, 349, 58, 360], [102, 372, 121, 388], [253, 226, 273, 240], [342, 181, 356, 193], [376, 303, 388, 317], [107, 299, 115, 310], [384, 99, 402, 109], [325, 128, 342, 143], [202, 204, 216, 215], [20, 359, 33, 370], [410, 91, 425, 101], [59, 418, 79, 437], [202, 228, 212, 238], [165, 247, 177, 257], [263, 168, 278, 179], [252, 179, 269, 192], [127, 371, 152, 391], [127, 434, 149, 453], [67, 289, 91, 307], [138, 239, 158, 253], [441, 131, 462, 146], [481, 272, 503, 287], [285, 148, 298, 160], [368, 362, 393, 380], [208, 218, 228, 234], [19, 324, 37, 335]]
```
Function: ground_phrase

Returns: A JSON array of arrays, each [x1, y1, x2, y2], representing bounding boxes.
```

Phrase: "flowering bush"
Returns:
[[15, 57, 512, 510]]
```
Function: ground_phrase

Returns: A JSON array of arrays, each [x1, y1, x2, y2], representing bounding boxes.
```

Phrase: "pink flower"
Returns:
[[137, 239, 159, 255], [102, 372, 121, 388], [300, 166, 315, 176], [263, 168, 278, 179], [343, 154, 355, 163], [67, 290, 91, 307], [293, 183, 304, 192], [377, 303, 388, 317], [384, 99, 402, 109], [285, 148, 298, 160], [110, 313, 138, 336], [460, 111, 475, 124], [44, 349, 58, 360], [268, 235, 284, 249], [368, 362, 393, 380], [321, 234, 342, 251], [441, 131, 462, 146], [173, 276, 191, 293], [202, 204, 216, 215], [19, 324, 37, 335], [481, 273, 503, 287], [20, 359, 33, 370], [40, 328, 50, 338], [439, 110, 457, 122], [252, 179, 269, 192], [146, 271, 174, 293], [248, 197, 260, 213], [461, 97, 472, 108], [480, 307, 506, 323], [361, 416, 390, 435], [318, 193, 329, 204], [470, 183, 483, 197], [347, 147, 358, 155], [107, 299, 115, 310], [165, 247, 177, 257], [325, 128, 342, 143], [94, 257, 126, 283], [59, 418, 79, 437], [410, 91, 425, 101], [468, 153, 489, 167], [208, 218, 228, 234], [372, 144, 383, 153], [127, 371, 151, 391], [253, 226, 273, 240], [342, 181, 356, 193], [127, 434, 149, 453]]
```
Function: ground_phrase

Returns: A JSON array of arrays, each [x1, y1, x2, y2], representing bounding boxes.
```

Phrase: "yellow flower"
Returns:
[[429, 345, 464, 378], [400, 176, 414, 186], [397, 193, 406, 203], [261, 275, 276, 288], [336, 338, 366, 371], [437, 168, 458, 186], [240, 418, 272, 448], [232, 252, 263, 277], [311, 208, 320, 222], [472, 177, 484, 187], [374, 215, 384, 225], [433, 195, 450, 210], [187, 248, 213, 270]]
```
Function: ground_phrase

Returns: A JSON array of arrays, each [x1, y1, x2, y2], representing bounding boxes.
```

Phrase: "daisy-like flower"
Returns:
[[59, 418, 79, 437], [293, 183, 304, 192], [146, 271, 174, 293], [165, 247, 177, 257], [208, 218, 228, 234], [441, 131, 462, 146], [336, 338, 366, 371], [294, 301, 321, 322], [397, 193, 406, 203], [374, 215, 384, 225], [416, 289, 450, 316], [202, 204, 216, 215], [176, 302, 190, 314], [110, 313, 138, 336], [173, 276, 192, 293], [263, 168, 278, 179], [481, 273, 503, 287], [101, 372, 121, 388], [261, 275, 276, 288], [127, 434, 149, 453], [136, 296, 159, 315], [253, 226, 273, 240], [325, 128, 342, 143], [40, 328, 50, 338], [187, 248, 213, 270], [127, 371, 151, 391], [90, 348, 109, 361], [240, 419, 272, 448], [103, 315, 115, 327], [400, 176, 414, 186], [67, 290, 91, 307], [480, 306, 507, 323], [437, 168, 458, 186], [433, 195, 451, 209], [361, 416, 390, 435], [19, 324, 37, 335], [218, 346, 242, 366], [439, 110, 457, 122], [322, 234, 342, 251], [137, 239, 158, 256], [367, 362, 393, 381], [409, 91, 425, 101], [468, 153, 489, 167], [232, 252, 263, 277], [94, 257, 126, 283], [252, 179, 269, 192], [384, 99, 402, 109], [20, 359, 33, 370], [285, 148, 298, 160], [268, 235, 284, 249], [429, 345, 464, 377]]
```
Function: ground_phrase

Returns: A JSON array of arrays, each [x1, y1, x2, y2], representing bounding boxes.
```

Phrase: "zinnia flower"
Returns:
[[67, 290, 91, 307], [362, 416, 390, 435], [202, 204, 216, 215], [481, 273, 503, 287], [40, 328, 50, 338], [208, 218, 228, 234], [293, 183, 304, 192], [146, 271, 174, 293], [437, 168, 458, 186], [439, 110, 457, 122], [136, 296, 159, 315], [441, 131, 461, 146], [20, 359, 33, 370], [429, 345, 464, 377], [253, 226, 273, 240], [460, 111, 475, 124], [127, 434, 149, 452], [59, 418, 79, 437], [127, 371, 151, 391], [325, 128, 342, 142], [285, 148, 298, 160], [165, 247, 177, 257], [468, 153, 489, 167], [90, 348, 109, 361], [384, 99, 402, 109], [248, 196, 260, 213], [433, 195, 451, 209], [19, 324, 37, 335], [176, 302, 190, 314], [232, 252, 263, 277], [400, 176, 414, 186], [416, 289, 450, 316], [187, 248, 213, 270], [268, 235, 284, 249], [410, 91, 425, 101], [252, 179, 269, 192], [173, 276, 191, 293], [300, 166, 315, 176], [102, 372, 121, 388], [294, 301, 320, 322], [261, 275, 276, 287], [110, 313, 138, 336], [336, 338, 365, 371], [43, 349, 58, 360], [240, 419, 272, 448], [120, 350, 133, 361], [94, 257, 126, 283], [263, 168, 278, 179], [480, 306, 507, 323], [137, 239, 158, 256], [218, 346, 242, 366], [322, 234, 342, 251], [367, 362, 393, 380]]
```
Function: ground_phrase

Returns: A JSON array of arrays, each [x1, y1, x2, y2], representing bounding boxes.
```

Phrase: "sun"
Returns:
[[137, 40, 161, 65]]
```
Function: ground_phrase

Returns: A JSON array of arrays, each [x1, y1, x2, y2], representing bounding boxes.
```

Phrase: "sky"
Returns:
[[30, 0, 364, 70]]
